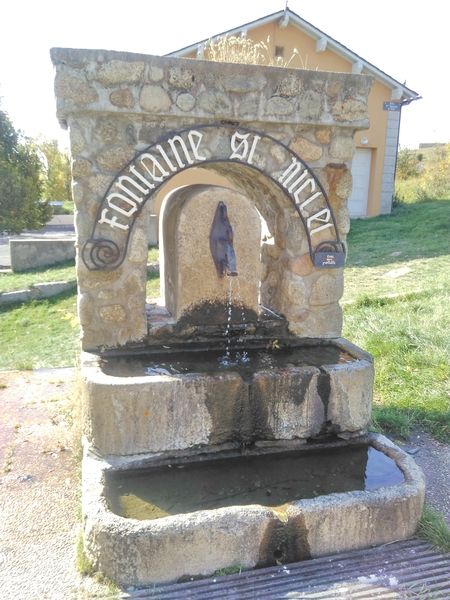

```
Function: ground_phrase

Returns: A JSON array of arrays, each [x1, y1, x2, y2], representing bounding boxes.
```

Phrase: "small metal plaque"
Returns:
[[383, 101, 401, 111], [313, 251, 345, 268]]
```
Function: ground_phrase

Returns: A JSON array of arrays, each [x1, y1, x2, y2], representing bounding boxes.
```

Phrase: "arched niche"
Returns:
[[159, 184, 261, 324]]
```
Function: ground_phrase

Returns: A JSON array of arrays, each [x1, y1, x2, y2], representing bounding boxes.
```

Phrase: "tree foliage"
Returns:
[[395, 144, 450, 202], [419, 144, 450, 199], [0, 107, 51, 233], [36, 138, 71, 203], [396, 147, 420, 180]]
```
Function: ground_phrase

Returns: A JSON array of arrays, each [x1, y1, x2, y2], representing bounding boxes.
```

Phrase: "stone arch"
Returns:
[[82, 125, 344, 272]]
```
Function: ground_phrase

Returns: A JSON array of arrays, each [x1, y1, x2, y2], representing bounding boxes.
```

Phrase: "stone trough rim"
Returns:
[[82, 432, 424, 585], [84, 432, 425, 530]]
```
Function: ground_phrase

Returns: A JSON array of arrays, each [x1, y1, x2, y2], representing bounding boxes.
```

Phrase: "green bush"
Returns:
[[395, 144, 450, 202]]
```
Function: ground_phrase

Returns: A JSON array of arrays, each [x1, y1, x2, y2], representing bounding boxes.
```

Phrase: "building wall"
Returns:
[[244, 22, 393, 217], [181, 20, 395, 218]]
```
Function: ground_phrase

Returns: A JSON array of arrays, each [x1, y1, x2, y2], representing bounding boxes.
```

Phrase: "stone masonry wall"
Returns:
[[51, 48, 371, 350]]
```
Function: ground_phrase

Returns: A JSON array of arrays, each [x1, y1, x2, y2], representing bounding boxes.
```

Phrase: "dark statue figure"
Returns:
[[209, 201, 238, 277]]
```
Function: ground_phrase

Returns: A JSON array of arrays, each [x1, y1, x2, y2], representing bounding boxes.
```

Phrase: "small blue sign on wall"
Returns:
[[383, 101, 401, 111]]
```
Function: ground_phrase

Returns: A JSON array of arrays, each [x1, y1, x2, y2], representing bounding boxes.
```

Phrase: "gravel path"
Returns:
[[399, 431, 450, 525], [0, 369, 108, 600], [0, 368, 448, 598]]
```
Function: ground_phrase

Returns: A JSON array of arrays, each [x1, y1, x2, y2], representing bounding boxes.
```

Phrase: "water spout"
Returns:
[[210, 201, 238, 277]]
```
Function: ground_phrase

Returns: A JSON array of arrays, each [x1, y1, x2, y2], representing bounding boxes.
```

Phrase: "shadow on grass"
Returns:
[[8, 258, 75, 275], [346, 199, 450, 268], [0, 287, 77, 314]]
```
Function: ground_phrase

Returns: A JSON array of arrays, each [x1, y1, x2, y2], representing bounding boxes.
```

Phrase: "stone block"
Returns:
[[330, 136, 355, 160], [83, 367, 247, 455], [251, 367, 324, 439], [127, 228, 148, 264], [72, 157, 93, 179], [265, 96, 295, 116], [78, 292, 94, 326], [197, 90, 232, 115], [109, 89, 135, 109], [30, 281, 76, 298], [298, 90, 322, 120], [276, 74, 302, 98], [290, 137, 323, 161], [332, 98, 368, 122], [99, 304, 127, 323], [224, 73, 266, 93], [168, 67, 195, 89], [280, 272, 308, 308], [148, 65, 164, 81], [176, 92, 196, 111], [97, 60, 144, 86], [289, 303, 343, 338], [324, 359, 374, 433], [310, 273, 344, 306], [289, 254, 314, 277], [0, 290, 31, 305], [139, 85, 171, 112], [69, 124, 86, 154], [54, 72, 98, 105], [315, 128, 331, 144], [10, 239, 75, 272], [95, 145, 131, 173]]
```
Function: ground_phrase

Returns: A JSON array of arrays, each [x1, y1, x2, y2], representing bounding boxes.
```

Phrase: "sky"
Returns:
[[0, 0, 448, 149]]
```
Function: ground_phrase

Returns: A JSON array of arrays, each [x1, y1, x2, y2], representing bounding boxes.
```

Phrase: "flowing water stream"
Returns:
[[219, 275, 250, 368]]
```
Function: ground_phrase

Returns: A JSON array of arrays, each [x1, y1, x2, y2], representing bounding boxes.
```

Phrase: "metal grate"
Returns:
[[124, 538, 450, 599]]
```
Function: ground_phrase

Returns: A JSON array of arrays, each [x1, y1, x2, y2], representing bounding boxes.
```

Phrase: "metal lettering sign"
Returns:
[[82, 124, 345, 270], [383, 101, 401, 111]]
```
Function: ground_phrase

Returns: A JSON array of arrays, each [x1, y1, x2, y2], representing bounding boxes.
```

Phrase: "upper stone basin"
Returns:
[[81, 337, 374, 457]]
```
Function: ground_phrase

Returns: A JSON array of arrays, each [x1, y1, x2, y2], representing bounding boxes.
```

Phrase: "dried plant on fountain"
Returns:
[[204, 35, 309, 69]]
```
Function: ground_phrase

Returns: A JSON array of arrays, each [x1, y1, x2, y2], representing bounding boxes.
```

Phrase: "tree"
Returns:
[[396, 147, 420, 181], [420, 144, 450, 199], [36, 138, 71, 203], [0, 107, 51, 233]]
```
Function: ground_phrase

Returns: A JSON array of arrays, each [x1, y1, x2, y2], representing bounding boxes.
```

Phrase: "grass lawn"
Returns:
[[0, 247, 161, 371], [343, 199, 450, 442], [0, 260, 76, 293], [0, 290, 79, 370]]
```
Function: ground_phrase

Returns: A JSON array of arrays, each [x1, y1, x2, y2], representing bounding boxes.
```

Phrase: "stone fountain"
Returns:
[[51, 48, 424, 586]]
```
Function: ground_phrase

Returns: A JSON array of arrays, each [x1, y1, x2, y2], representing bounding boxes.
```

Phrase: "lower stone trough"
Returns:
[[83, 432, 424, 586]]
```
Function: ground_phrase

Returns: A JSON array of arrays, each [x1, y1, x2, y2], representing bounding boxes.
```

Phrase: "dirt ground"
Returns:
[[0, 368, 448, 599], [0, 368, 109, 600]]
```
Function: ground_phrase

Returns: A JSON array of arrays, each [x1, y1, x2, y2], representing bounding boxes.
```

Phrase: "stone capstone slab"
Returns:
[[81, 433, 424, 586], [51, 48, 372, 129]]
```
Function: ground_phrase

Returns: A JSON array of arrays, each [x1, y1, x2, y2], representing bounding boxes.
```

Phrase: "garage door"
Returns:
[[348, 148, 372, 218]]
